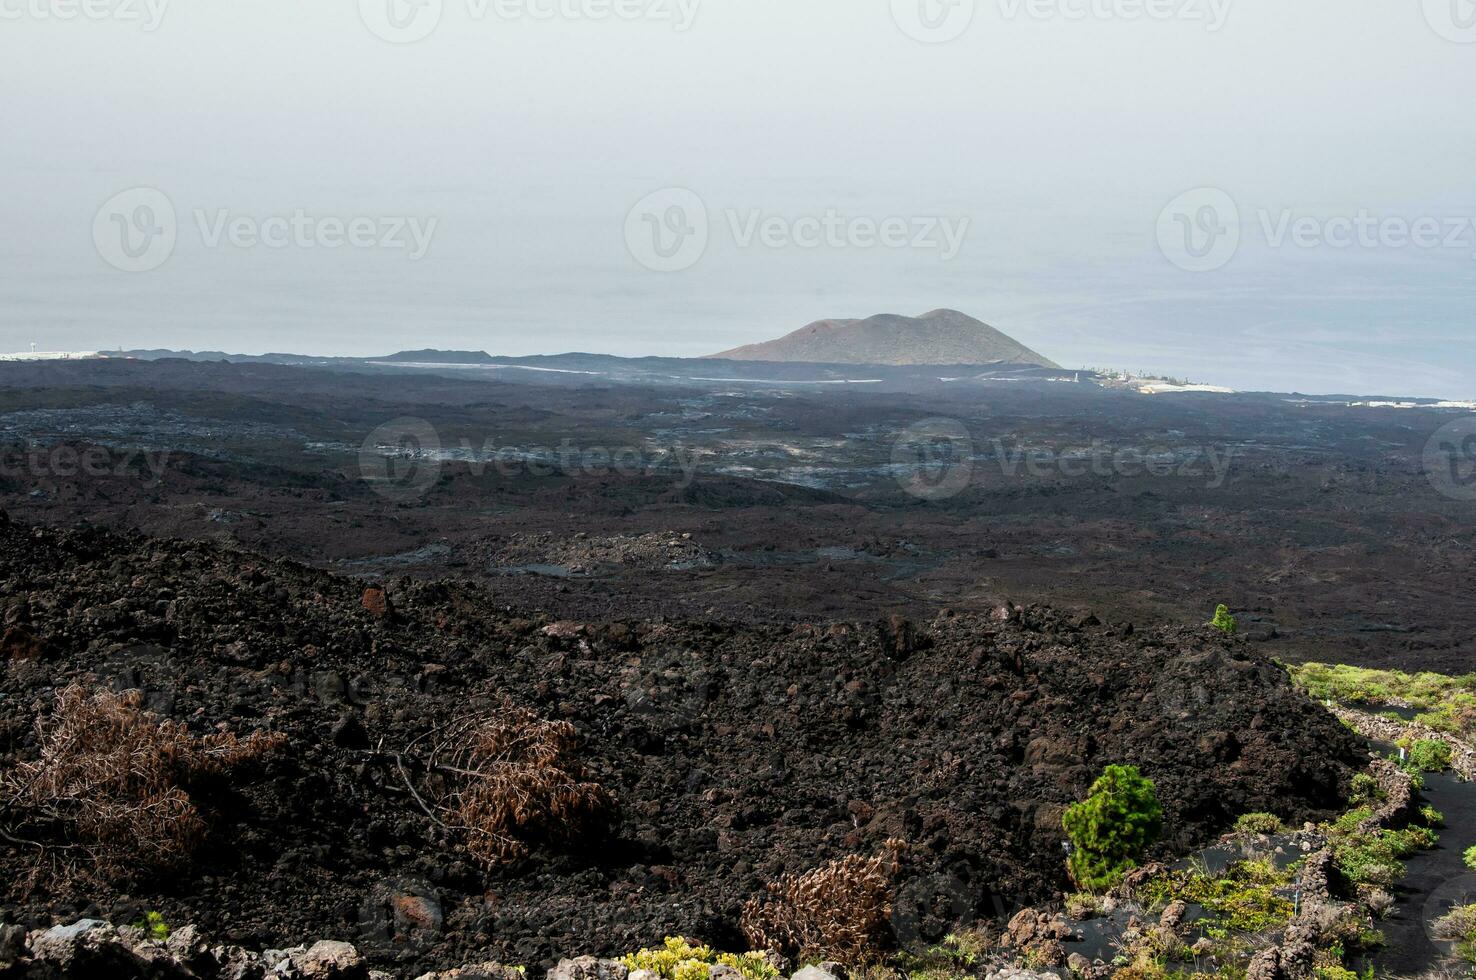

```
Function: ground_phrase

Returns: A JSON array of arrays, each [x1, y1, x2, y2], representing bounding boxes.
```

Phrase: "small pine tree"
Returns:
[[1210, 604, 1238, 635], [1062, 764, 1164, 891]]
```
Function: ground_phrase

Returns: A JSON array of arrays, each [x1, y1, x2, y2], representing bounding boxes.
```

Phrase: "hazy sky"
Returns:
[[1, 0, 1473, 396]]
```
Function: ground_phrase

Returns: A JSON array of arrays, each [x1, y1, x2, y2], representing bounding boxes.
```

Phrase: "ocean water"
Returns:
[[1, 173, 1471, 400]]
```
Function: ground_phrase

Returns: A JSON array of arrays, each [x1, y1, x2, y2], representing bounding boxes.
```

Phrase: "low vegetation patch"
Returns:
[[1292, 664, 1473, 778], [1108, 761, 1423, 980], [1288, 663, 1476, 726], [894, 931, 990, 980], [740, 842, 904, 964], [620, 937, 780, 980], [1232, 812, 1285, 836], [1064, 892, 1105, 919], [1324, 807, 1438, 890], [1312, 966, 1375, 980], [1347, 772, 1381, 806], [1136, 858, 1296, 936], [406, 698, 613, 867], [1404, 737, 1452, 772], [1432, 904, 1476, 967], [0, 684, 284, 885]]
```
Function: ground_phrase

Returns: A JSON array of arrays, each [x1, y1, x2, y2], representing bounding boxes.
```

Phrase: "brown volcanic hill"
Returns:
[[711, 309, 1060, 368]]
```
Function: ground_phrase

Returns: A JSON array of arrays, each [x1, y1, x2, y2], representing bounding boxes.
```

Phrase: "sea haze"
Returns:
[[0, 0, 1471, 398], [3, 178, 1471, 399]]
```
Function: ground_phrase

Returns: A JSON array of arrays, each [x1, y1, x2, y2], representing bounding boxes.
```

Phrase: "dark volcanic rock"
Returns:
[[0, 516, 1364, 977]]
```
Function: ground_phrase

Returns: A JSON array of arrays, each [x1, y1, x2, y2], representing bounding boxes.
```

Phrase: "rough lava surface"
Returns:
[[0, 511, 1362, 976]]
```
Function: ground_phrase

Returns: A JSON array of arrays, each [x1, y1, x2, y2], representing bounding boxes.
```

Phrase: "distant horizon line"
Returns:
[[2, 346, 1473, 406]]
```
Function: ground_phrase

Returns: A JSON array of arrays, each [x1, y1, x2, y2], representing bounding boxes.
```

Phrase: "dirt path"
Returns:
[[1372, 769, 1476, 977]]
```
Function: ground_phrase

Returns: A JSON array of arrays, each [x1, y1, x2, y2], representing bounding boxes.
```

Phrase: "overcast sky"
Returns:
[[1, 0, 1473, 396]]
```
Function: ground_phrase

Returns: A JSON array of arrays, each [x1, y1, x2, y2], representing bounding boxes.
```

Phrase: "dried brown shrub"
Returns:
[[0, 684, 285, 881], [407, 699, 612, 866], [740, 840, 906, 963]]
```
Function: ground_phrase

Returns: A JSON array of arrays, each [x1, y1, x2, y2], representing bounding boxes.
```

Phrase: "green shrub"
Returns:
[[1210, 605, 1238, 635], [1421, 804, 1445, 827], [1407, 738, 1452, 772], [1234, 812, 1285, 836], [1063, 764, 1164, 891], [1464, 845, 1476, 871], [1348, 773, 1382, 806], [1332, 807, 1374, 834], [1326, 810, 1438, 889]]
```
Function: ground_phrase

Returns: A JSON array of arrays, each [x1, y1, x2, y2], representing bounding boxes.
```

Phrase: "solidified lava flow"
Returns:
[[0, 513, 1363, 975]]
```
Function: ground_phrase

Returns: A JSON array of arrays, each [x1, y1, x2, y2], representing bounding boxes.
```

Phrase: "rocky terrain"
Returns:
[[0, 512, 1363, 977], [0, 357, 1471, 672], [482, 532, 714, 575], [2, 355, 1472, 977], [0, 925, 1055, 980]]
